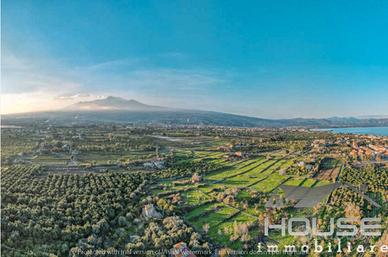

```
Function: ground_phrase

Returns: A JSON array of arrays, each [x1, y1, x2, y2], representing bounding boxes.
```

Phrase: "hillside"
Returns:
[[65, 96, 166, 111], [3, 97, 388, 128]]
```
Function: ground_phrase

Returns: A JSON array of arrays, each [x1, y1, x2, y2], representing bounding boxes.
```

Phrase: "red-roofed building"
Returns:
[[171, 242, 196, 257]]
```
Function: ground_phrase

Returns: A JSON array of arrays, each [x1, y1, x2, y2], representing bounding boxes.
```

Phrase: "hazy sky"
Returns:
[[2, 0, 388, 118]]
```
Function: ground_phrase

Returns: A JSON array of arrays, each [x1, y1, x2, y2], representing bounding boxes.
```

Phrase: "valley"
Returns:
[[1, 124, 387, 256]]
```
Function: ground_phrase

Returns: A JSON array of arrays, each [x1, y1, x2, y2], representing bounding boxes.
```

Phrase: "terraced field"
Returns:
[[156, 150, 333, 250], [208, 212, 257, 248], [181, 189, 209, 204], [204, 159, 259, 181], [187, 203, 239, 229]]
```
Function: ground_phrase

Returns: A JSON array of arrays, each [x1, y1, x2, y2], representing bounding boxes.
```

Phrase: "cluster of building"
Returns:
[[311, 135, 388, 164], [350, 139, 388, 162]]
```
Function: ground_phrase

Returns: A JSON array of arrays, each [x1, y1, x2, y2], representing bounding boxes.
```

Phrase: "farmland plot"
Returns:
[[185, 202, 222, 220], [205, 158, 262, 181], [187, 204, 240, 230], [222, 159, 278, 186], [284, 178, 305, 186], [208, 212, 257, 248], [251, 173, 289, 192], [181, 189, 209, 205]]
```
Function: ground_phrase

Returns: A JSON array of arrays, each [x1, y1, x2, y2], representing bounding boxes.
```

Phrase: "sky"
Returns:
[[2, 0, 388, 118]]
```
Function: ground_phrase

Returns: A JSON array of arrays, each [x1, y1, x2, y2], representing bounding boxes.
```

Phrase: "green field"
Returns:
[[156, 150, 333, 250]]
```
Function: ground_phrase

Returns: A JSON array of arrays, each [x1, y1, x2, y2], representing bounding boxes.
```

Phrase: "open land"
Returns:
[[1, 124, 387, 256]]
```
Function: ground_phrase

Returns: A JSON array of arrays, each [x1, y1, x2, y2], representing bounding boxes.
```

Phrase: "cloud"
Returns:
[[2, 52, 82, 94], [1, 51, 231, 113], [80, 58, 144, 72], [1, 91, 109, 114], [55, 93, 91, 100], [1, 92, 67, 114]]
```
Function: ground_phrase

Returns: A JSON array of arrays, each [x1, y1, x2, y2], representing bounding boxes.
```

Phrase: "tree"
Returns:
[[202, 223, 210, 234], [344, 203, 362, 224], [218, 248, 232, 257]]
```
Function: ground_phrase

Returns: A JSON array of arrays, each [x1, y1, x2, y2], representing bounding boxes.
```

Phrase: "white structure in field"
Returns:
[[142, 204, 162, 219]]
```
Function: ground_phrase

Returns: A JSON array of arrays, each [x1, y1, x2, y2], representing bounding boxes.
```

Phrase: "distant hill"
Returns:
[[65, 96, 166, 111], [3, 96, 388, 128], [357, 115, 388, 119]]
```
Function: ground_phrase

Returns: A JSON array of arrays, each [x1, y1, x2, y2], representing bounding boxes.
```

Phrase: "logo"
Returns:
[[264, 217, 381, 237]]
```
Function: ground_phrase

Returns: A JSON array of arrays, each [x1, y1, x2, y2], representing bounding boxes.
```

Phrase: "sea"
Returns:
[[321, 127, 388, 137]]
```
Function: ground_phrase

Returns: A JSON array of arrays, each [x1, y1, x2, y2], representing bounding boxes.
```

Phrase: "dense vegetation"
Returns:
[[1, 125, 387, 257], [1, 165, 148, 256], [340, 166, 388, 193]]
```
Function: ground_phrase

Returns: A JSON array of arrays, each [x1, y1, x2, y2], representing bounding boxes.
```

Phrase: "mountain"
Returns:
[[357, 115, 388, 119], [3, 96, 388, 128], [65, 96, 165, 111]]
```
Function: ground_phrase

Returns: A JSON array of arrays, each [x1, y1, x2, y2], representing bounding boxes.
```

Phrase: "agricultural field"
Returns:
[[1, 125, 387, 256], [315, 157, 342, 181], [154, 149, 336, 251]]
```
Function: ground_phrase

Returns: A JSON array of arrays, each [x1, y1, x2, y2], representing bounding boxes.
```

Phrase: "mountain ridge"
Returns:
[[3, 96, 388, 128], [65, 96, 167, 111]]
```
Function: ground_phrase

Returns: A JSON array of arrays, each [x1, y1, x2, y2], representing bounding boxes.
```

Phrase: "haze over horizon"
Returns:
[[3, 95, 388, 121], [2, 1, 388, 118]]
